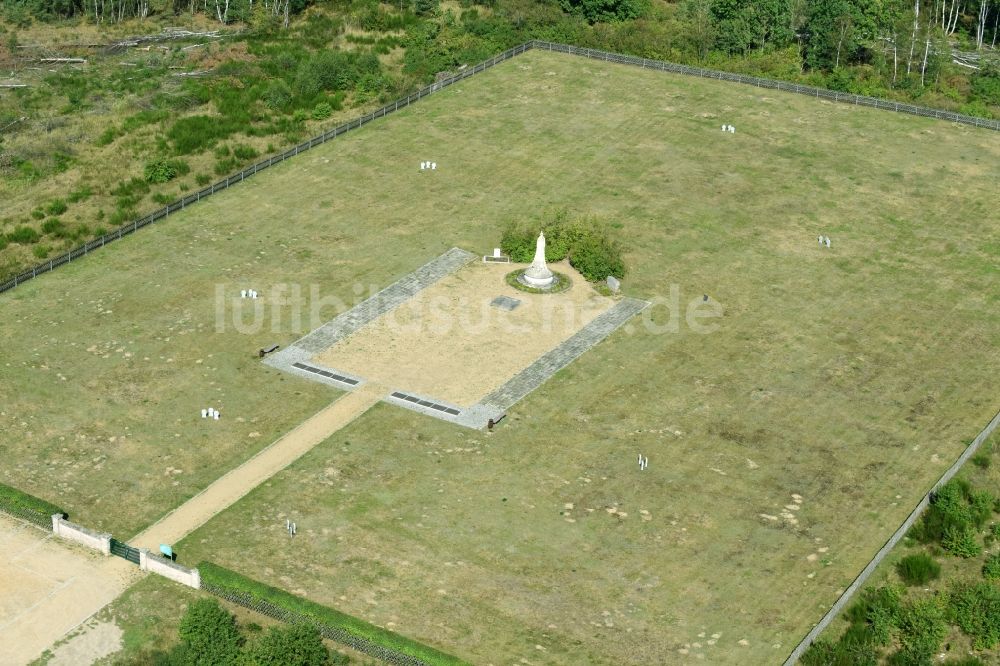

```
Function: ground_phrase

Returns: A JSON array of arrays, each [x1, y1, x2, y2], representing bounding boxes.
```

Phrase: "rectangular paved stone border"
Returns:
[[264, 247, 477, 384], [266, 249, 648, 429]]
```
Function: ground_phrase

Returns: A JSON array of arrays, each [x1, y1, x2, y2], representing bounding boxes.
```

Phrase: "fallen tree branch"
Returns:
[[106, 28, 226, 52]]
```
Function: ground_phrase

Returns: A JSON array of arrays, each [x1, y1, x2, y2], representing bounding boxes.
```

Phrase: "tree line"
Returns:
[[2, 0, 311, 25]]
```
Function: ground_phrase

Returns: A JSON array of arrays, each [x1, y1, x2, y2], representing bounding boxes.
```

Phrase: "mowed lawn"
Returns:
[[157, 51, 997, 664], [2, 48, 998, 663]]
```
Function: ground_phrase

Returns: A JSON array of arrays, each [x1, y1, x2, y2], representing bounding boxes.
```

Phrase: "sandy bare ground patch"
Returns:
[[131, 383, 385, 551], [312, 261, 613, 406], [47, 619, 123, 666], [0, 515, 138, 666]]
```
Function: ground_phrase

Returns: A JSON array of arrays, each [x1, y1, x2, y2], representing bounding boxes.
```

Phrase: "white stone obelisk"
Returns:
[[521, 231, 554, 288]]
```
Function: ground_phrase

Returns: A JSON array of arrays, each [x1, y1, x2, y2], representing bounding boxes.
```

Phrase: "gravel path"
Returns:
[[130, 384, 385, 550]]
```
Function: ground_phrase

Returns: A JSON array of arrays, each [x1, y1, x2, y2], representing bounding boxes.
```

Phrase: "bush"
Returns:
[[971, 453, 991, 469], [247, 624, 329, 666], [311, 101, 332, 120], [948, 582, 1000, 650], [971, 69, 1000, 105], [7, 226, 40, 244], [969, 489, 995, 528], [499, 211, 626, 282], [800, 627, 878, 666], [214, 156, 239, 176], [262, 79, 293, 110], [942, 524, 983, 558], [30, 208, 45, 220], [896, 553, 941, 586], [983, 554, 1000, 580], [415, 0, 439, 17], [195, 173, 212, 186], [895, 596, 948, 661], [913, 479, 992, 551], [846, 586, 902, 646], [41, 218, 64, 235], [198, 561, 469, 665], [232, 144, 259, 161], [500, 223, 537, 263], [46, 199, 67, 216], [109, 207, 137, 226], [294, 50, 383, 98], [144, 158, 190, 184], [570, 229, 626, 282], [169, 115, 229, 154], [32, 245, 49, 259], [558, 0, 647, 23], [178, 599, 244, 664]]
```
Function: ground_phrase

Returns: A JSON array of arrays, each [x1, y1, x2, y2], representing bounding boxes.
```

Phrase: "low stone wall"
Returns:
[[51, 514, 111, 555], [139, 549, 200, 589]]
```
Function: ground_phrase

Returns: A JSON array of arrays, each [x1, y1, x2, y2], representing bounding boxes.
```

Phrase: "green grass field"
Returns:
[[2, 48, 999, 663]]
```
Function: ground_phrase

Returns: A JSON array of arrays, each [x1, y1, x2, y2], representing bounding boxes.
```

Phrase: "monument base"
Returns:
[[520, 270, 555, 289], [507, 269, 571, 294]]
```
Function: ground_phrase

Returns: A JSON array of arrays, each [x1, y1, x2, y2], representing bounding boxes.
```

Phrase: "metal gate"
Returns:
[[110, 537, 141, 564]]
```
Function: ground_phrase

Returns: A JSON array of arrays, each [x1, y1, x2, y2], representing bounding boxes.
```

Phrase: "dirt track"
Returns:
[[130, 383, 384, 551]]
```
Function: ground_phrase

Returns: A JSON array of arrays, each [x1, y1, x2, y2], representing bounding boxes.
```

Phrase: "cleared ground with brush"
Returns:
[[1, 48, 998, 663]]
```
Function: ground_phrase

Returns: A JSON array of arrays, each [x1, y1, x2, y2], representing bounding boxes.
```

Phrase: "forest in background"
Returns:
[[1, 0, 998, 281]]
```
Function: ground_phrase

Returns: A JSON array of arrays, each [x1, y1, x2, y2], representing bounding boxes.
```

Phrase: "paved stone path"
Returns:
[[296, 247, 475, 355]]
